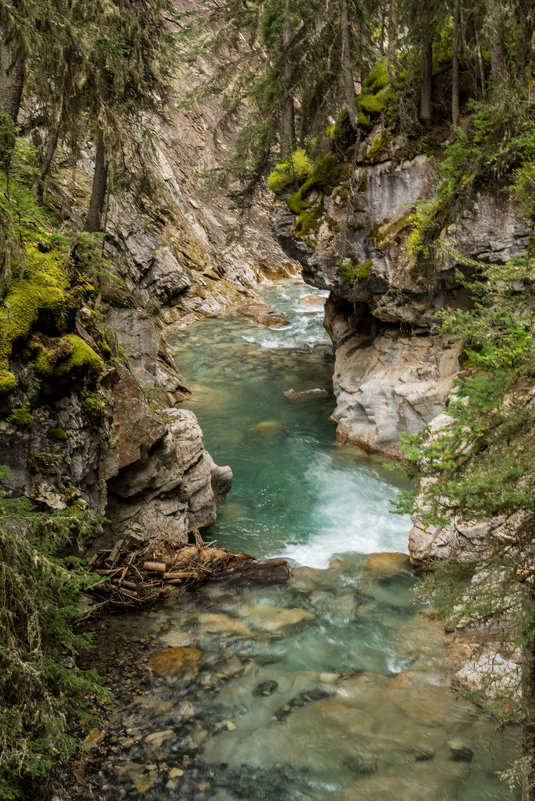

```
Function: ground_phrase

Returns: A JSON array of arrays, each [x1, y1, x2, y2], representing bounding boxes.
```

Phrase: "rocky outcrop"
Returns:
[[105, 366, 231, 545], [272, 134, 530, 456], [324, 295, 461, 456], [1, 359, 231, 549]]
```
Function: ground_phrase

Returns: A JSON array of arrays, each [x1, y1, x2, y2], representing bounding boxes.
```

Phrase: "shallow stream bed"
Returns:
[[86, 281, 518, 801]]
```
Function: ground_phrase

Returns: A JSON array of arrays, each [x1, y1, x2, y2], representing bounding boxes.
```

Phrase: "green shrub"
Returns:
[[337, 258, 373, 284]]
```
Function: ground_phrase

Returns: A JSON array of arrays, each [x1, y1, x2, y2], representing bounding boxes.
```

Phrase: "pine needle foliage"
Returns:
[[398, 258, 535, 795], [179, 0, 380, 203], [399, 258, 535, 522], [0, 479, 106, 800]]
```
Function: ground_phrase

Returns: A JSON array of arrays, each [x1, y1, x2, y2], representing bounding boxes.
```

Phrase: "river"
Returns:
[[91, 280, 518, 801]]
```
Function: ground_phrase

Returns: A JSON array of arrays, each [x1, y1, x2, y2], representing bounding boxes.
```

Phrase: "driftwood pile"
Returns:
[[86, 529, 261, 612]]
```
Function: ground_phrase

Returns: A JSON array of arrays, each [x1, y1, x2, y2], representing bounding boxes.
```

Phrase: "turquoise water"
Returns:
[[96, 281, 519, 801], [169, 280, 412, 566]]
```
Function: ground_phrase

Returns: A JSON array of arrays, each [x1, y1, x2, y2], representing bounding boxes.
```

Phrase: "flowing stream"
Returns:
[[95, 280, 518, 801]]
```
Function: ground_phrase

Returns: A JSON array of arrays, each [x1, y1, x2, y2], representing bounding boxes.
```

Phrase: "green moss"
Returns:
[[0, 242, 70, 392], [7, 405, 34, 427], [365, 134, 390, 165], [357, 93, 386, 114], [374, 212, 413, 247], [286, 193, 310, 214], [294, 207, 325, 237], [0, 369, 17, 396], [337, 258, 373, 284], [294, 206, 339, 238], [47, 427, 68, 441], [286, 153, 345, 214], [267, 149, 313, 196], [66, 500, 85, 513], [27, 451, 57, 473], [80, 390, 107, 423], [357, 109, 371, 128], [362, 61, 389, 94], [34, 334, 102, 380]]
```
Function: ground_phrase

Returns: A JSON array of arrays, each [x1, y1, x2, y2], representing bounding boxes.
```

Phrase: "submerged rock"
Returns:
[[363, 552, 411, 580], [254, 680, 279, 697], [237, 603, 314, 633], [283, 387, 329, 399], [448, 739, 474, 763], [148, 646, 201, 677], [197, 613, 252, 637], [238, 302, 290, 328], [249, 420, 284, 435]]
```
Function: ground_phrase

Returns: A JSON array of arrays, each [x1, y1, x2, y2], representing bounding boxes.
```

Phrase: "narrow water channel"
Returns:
[[95, 280, 519, 801], [170, 280, 410, 565]]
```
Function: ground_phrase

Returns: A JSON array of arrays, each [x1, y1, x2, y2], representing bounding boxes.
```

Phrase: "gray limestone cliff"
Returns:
[[272, 132, 529, 463]]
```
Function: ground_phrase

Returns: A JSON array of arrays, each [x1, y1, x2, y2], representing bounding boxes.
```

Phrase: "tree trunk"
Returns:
[[474, 29, 486, 98], [280, 0, 295, 157], [84, 129, 108, 233], [521, 589, 535, 801], [419, 35, 433, 126], [33, 95, 64, 200], [340, 0, 357, 131], [0, 0, 24, 123], [489, 0, 505, 84], [452, 0, 460, 127], [517, 0, 529, 80]]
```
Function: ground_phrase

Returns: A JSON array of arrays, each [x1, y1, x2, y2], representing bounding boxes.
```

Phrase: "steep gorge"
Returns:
[[272, 132, 530, 460]]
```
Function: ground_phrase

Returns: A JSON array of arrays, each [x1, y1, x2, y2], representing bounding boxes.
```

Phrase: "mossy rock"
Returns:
[[0, 241, 71, 393], [373, 212, 413, 247], [294, 207, 325, 238], [34, 334, 103, 381], [357, 93, 386, 115], [286, 153, 345, 213], [365, 134, 391, 165], [47, 427, 68, 441], [338, 259, 373, 284], [80, 390, 108, 423], [362, 61, 389, 94], [8, 405, 34, 427], [28, 451, 57, 473], [268, 149, 313, 196], [0, 369, 17, 396]]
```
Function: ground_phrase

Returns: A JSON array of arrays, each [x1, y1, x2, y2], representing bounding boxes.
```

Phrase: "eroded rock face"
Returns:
[[0, 383, 113, 513], [272, 143, 529, 455], [0, 360, 231, 548], [104, 368, 231, 546], [325, 294, 461, 456]]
